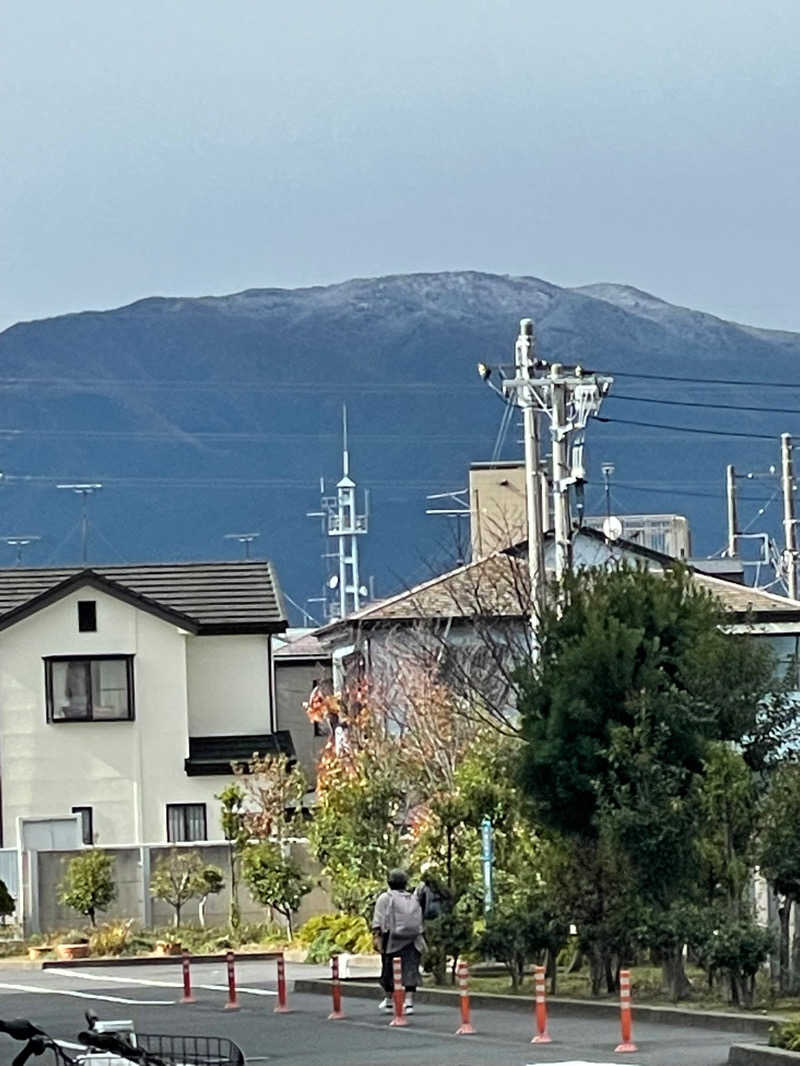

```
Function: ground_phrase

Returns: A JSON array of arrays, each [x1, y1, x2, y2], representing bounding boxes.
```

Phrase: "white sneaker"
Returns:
[[405, 1002, 414, 1015], [378, 997, 391, 1011]]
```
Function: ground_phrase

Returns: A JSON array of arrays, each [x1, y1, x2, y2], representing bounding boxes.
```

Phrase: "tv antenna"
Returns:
[[1, 535, 41, 566], [57, 483, 103, 563], [224, 532, 260, 559]]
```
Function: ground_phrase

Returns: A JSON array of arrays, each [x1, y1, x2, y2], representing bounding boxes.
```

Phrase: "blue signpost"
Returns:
[[481, 816, 494, 913]]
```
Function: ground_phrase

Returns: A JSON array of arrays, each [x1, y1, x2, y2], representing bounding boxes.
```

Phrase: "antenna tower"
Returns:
[[306, 406, 369, 620]]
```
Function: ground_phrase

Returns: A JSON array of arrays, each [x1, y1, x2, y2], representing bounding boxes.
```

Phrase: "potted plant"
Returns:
[[155, 938, 183, 956], [55, 929, 91, 961], [27, 935, 54, 961]]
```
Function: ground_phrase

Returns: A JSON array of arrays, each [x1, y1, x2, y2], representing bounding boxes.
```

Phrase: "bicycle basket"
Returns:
[[136, 1034, 245, 1066]]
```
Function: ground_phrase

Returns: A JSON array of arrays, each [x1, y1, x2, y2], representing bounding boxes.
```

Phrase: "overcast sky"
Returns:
[[1, 1, 798, 332]]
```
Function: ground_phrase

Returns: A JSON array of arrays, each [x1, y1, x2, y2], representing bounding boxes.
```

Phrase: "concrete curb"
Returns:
[[294, 978, 785, 1035], [43, 950, 282, 970], [729, 1045, 800, 1065]]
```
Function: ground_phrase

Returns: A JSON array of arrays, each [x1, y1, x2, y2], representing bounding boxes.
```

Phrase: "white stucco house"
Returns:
[[0, 560, 290, 847]]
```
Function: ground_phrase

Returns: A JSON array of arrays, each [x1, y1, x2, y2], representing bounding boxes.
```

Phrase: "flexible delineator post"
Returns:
[[224, 951, 240, 1010], [531, 964, 552, 1043], [180, 950, 195, 1004], [615, 969, 638, 1053], [455, 959, 475, 1035], [389, 956, 407, 1027], [274, 952, 291, 1013], [328, 955, 345, 1020]]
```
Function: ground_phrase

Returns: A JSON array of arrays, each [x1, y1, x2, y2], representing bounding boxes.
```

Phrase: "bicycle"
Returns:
[[1, 1014, 246, 1066]]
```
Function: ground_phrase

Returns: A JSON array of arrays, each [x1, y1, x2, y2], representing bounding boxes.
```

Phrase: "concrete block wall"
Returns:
[[30, 840, 331, 935]]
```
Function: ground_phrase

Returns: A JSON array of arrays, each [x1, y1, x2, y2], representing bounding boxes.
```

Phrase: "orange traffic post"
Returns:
[[531, 964, 551, 1044], [455, 959, 475, 1035], [274, 952, 291, 1014], [389, 956, 407, 1027], [328, 955, 345, 1020], [180, 950, 195, 1005], [615, 969, 638, 1053], [224, 951, 240, 1011]]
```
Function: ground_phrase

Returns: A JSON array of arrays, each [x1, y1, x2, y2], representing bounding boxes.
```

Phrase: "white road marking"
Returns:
[[0, 981, 172, 1006], [526, 1062, 642, 1065], [53, 969, 277, 997]]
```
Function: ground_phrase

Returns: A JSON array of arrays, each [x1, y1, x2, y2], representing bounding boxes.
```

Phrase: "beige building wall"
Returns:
[[469, 461, 527, 558]]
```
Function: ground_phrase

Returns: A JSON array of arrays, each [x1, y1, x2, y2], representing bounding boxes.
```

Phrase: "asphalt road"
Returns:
[[0, 959, 750, 1066]]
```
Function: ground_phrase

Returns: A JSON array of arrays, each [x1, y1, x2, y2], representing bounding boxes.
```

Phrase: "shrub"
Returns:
[[0, 878, 15, 924], [296, 913, 373, 962], [701, 918, 773, 1009], [476, 889, 567, 992], [58, 850, 116, 926], [89, 919, 135, 956], [771, 1021, 800, 1051]]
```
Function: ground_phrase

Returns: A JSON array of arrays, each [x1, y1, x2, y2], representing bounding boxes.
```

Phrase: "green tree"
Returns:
[[58, 849, 116, 926], [150, 849, 214, 927], [197, 864, 225, 927], [241, 841, 311, 939], [759, 762, 800, 992], [217, 782, 249, 930], [517, 565, 784, 997]]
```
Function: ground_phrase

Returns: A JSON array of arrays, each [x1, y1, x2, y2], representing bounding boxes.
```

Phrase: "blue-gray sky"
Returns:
[[2, 0, 798, 332]]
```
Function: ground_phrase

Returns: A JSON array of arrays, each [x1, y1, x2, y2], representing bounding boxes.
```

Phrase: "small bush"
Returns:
[[296, 913, 373, 962], [56, 928, 90, 946], [770, 1021, 800, 1050], [89, 920, 135, 956]]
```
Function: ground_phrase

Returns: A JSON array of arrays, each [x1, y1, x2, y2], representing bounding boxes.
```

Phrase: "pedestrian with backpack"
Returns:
[[372, 868, 425, 1013]]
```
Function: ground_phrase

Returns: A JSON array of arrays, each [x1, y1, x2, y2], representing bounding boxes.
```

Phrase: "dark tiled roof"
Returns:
[[0, 561, 287, 634]]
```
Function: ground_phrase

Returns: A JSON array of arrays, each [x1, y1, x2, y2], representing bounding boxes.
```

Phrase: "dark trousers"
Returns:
[[380, 936, 420, 994]]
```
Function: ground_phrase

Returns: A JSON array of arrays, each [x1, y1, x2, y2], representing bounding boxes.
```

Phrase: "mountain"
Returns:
[[0, 271, 798, 619]]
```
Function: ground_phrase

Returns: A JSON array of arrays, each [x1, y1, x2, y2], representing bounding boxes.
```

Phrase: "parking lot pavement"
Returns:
[[0, 961, 750, 1066]]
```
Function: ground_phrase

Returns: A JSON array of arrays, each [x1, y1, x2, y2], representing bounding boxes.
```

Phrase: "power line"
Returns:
[[595, 416, 777, 441], [611, 394, 800, 416], [603, 369, 800, 389]]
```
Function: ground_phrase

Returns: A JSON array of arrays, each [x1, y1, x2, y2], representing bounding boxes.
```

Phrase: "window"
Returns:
[[45, 656, 134, 721], [166, 803, 207, 842], [72, 806, 94, 845], [77, 601, 97, 632]]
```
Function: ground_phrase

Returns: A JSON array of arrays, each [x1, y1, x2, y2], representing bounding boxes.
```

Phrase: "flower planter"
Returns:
[[155, 941, 182, 957], [55, 943, 90, 961], [28, 945, 53, 961]]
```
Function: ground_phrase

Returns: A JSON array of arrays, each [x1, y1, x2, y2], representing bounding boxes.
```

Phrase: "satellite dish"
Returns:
[[603, 515, 623, 542], [327, 575, 339, 589]]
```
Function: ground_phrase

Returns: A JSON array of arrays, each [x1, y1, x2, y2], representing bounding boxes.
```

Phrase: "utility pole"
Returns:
[[725, 465, 738, 559], [489, 319, 613, 640], [781, 434, 798, 599], [602, 463, 615, 519], [515, 319, 546, 629], [550, 364, 571, 582], [57, 483, 102, 563]]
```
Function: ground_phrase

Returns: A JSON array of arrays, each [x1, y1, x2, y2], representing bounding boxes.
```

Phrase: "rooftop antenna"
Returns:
[[1, 535, 41, 566], [224, 532, 260, 559], [57, 483, 103, 563]]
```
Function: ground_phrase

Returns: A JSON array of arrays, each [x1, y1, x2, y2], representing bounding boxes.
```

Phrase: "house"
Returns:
[[317, 528, 800, 699], [272, 629, 332, 780], [0, 560, 291, 848]]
